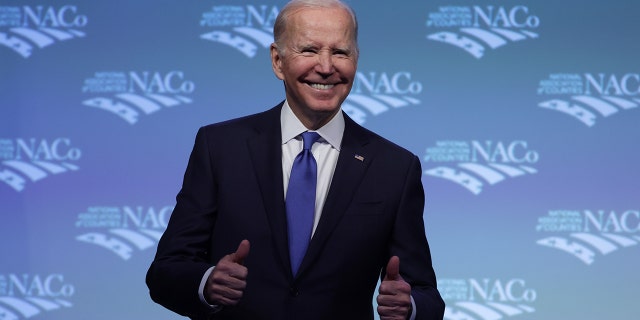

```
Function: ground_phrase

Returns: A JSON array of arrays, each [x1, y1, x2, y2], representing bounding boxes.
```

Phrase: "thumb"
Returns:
[[384, 256, 400, 281], [232, 239, 250, 265]]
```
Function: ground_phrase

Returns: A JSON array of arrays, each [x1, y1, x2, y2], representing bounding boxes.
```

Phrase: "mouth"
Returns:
[[308, 83, 335, 90]]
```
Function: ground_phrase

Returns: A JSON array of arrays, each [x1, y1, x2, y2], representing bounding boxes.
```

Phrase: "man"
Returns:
[[146, 1, 444, 319]]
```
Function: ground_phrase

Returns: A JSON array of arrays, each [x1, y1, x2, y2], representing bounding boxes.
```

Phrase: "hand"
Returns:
[[377, 256, 412, 320], [204, 240, 250, 306]]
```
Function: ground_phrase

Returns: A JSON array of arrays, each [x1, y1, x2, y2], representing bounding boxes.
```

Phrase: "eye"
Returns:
[[333, 49, 350, 57], [300, 47, 317, 55]]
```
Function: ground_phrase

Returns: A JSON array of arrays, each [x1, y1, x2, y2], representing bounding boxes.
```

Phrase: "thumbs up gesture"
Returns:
[[376, 256, 412, 320], [204, 240, 250, 306]]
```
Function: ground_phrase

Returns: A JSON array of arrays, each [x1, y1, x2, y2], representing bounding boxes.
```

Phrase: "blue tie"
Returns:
[[286, 131, 321, 276]]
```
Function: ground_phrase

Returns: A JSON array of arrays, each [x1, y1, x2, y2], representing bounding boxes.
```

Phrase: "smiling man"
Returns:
[[146, 1, 444, 319], [271, 2, 357, 130]]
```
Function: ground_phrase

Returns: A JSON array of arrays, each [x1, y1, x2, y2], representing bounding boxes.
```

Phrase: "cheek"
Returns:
[[335, 60, 357, 78], [286, 57, 316, 74]]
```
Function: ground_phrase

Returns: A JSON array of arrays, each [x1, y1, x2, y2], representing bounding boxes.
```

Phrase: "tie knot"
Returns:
[[301, 131, 320, 151]]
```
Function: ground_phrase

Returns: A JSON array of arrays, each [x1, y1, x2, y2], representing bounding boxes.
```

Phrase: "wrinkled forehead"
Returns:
[[285, 6, 357, 44]]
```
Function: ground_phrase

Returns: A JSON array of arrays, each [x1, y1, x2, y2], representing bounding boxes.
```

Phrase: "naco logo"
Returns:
[[75, 205, 172, 260], [536, 209, 640, 265], [426, 6, 540, 59], [0, 138, 81, 192], [343, 71, 422, 124], [81, 71, 194, 125], [439, 278, 536, 320], [0, 274, 74, 320], [0, 5, 87, 58], [537, 73, 640, 127], [200, 5, 278, 58], [423, 140, 538, 195]]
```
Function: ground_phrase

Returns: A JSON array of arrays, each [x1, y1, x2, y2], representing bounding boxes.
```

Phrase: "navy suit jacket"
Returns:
[[146, 103, 444, 319]]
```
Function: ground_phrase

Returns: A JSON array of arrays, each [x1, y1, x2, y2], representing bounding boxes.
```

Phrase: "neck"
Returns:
[[292, 108, 339, 130]]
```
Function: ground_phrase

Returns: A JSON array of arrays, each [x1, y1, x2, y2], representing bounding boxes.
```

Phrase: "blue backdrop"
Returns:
[[1, 1, 638, 319]]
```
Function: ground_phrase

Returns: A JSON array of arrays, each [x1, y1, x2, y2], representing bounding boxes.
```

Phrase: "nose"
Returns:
[[315, 51, 334, 75]]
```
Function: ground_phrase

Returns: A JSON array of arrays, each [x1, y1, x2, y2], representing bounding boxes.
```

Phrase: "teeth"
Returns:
[[310, 83, 334, 90]]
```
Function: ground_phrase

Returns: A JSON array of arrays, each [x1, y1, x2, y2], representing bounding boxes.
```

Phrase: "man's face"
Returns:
[[271, 6, 358, 128]]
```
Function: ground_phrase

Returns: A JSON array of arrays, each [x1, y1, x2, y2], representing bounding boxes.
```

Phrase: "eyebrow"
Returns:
[[295, 43, 353, 53]]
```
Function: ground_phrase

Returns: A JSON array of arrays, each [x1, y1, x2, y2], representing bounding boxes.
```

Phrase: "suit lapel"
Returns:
[[298, 114, 375, 276], [246, 104, 293, 277]]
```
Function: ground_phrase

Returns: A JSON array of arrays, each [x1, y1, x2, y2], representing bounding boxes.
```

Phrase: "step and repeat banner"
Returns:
[[1, 1, 638, 319]]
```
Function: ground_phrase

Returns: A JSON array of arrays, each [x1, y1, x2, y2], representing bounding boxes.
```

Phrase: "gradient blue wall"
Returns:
[[1, 1, 638, 319]]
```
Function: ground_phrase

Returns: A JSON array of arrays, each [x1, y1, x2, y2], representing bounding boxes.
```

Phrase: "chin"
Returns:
[[308, 102, 341, 114]]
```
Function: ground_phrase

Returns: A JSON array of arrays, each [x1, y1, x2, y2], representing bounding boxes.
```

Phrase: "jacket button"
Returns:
[[290, 287, 299, 296]]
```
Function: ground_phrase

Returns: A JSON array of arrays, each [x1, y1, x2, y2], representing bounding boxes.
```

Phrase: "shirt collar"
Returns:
[[280, 100, 344, 151]]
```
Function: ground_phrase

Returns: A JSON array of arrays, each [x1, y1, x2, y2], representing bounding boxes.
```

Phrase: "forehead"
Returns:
[[285, 6, 355, 45]]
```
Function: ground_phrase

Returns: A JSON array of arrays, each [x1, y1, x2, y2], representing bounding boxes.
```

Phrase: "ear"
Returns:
[[270, 43, 285, 80]]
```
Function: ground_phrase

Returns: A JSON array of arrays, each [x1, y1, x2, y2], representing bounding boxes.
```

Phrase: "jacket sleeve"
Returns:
[[146, 127, 219, 319], [389, 155, 445, 320]]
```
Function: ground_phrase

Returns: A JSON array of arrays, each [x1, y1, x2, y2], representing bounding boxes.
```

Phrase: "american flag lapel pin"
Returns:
[[354, 154, 364, 162]]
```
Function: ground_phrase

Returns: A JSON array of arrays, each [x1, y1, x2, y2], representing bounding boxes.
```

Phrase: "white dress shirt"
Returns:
[[280, 100, 343, 235]]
